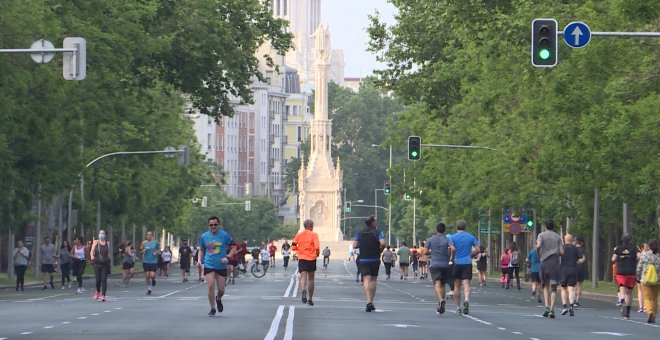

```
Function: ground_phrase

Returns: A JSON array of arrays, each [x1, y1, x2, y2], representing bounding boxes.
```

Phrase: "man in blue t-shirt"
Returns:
[[353, 215, 385, 312], [140, 231, 160, 295], [526, 247, 542, 303], [449, 220, 479, 315], [198, 216, 236, 317]]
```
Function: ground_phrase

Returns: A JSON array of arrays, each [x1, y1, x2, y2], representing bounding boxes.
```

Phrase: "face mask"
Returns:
[[98, 233, 106, 240]]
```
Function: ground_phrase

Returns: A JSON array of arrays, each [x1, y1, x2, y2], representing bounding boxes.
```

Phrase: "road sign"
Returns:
[[30, 39, 55, 63], [563, 21, 591, 48], [479, 227, 500, 235]]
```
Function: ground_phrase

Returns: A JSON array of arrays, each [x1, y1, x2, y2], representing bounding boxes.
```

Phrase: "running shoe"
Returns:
[[549, 310, 555, 318], [146, 290, 152, 296], [638, 307, 645, 313], [437, 300, 446, 315], [366, 303, 374, 312], [456, 307, 462, 315], [216, 296, 223, 313], [648, 314, 656, 324], [100, 295, 105, 302], [573, 301, 581, 308], [543, 308, 550, 317], [208, 308, 216, 317], [42, 285, 48, 290], [537, 297, 543, 304], [152, 279, 156, 286], [93, 291, 99, 300], [307, 300, 314, 306], [76, 288, 82, 294], [561, 307, 569, 315], [302, 290, 308, 304], [50, 281, 55, 289], [569, 308, 574, 317], [616, 299, 623, 306], [463, 301, 470, 315]]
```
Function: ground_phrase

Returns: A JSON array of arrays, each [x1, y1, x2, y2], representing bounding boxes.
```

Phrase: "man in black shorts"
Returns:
[[292, 219, 320, 306], [560, 234, 583, 316], [179, 239, 192, 282], [354, 216, 385, 312], [536, 220, 564, 318], [574, 236, 587, 307], [422, 223, 452, 315]]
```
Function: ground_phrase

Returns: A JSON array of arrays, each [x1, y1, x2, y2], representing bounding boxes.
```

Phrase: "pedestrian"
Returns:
[[90, 229, 111, 302], [121, 240, 136, 287], [71, 236, 87, 294], [421, 223, 452, 315], [261, 245, 271, 274], [354, 215, 385, 312], [559, 234, 583, 316], [636, 239, 659, 324], [161, 246, 172, 277], [12, 239, 30, 291], [635, 243, 650, 313], [536, 219, 564, 318], [574, 236, 588, 307], [227, 240, 241, 284], [382, 245, 394, 280], [398, 243, 410, 280], [509, 242, 522, 290], [157, 248, 165, 276], [58, 240, 72, 289], [500, 248, 511, 288], [448, 220, 479, 315], [526, 246, 542, 303], [179, 239, 193, 282], [419, 242, 429, 280], [612, 233, 638, 319], [198, 216, 236, 316], [292, 219, 320, 306], [193, 245, 204, 282], [40, 236, 57, 290], [411, 245, 420, 278], [348, 243, 355, 262], [322, 246, 331, 269], [476, 246, 488, 287], [281, 240, 291, 270], [238, 239, 249, 269], [268, 242, 277, 268], [140, 230, 160, 295]]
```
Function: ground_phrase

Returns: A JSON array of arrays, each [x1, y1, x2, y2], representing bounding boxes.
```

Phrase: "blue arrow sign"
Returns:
[[563, 21, 591, 48]]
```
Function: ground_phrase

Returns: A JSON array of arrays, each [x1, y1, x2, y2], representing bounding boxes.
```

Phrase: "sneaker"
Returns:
[[647, 314, 656, 324], [366, 303, 373, 312], [537, 297, 543, 304], [216, 296, 223, 313], [616, 299, 624, 306], [100, 295, 105, 302], [307, 300, 314, 306], [561, 307, 569, 316], [76, 288, 82, 294], [569, 308, 574, 316], [456, 307, 463, 315], [93, 291, 99, 300], [463, 301, 470, 315], [549, 310, 555, 318], [42, 285, 48, 290], [68, 282, 72, 288], [50, 282, 55, 289], [152, 279, 156, 286], [638, 307, 645, 313], [543, 308, 550, 317], [573, 301, 581, 307], [208, 308, 216, 317], [437, 300, 446, 315], [302, 290, 308, 304], [146, 290, 152, 295], [61, 286, 66, 290]]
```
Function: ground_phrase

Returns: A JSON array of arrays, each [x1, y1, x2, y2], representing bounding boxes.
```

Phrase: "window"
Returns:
[[207, 133, 212, 150], [297, 126, 301, 142]]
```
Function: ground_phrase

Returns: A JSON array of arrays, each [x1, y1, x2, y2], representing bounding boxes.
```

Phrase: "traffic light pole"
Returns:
[[422, 143, 500, 152], [560, 31, 660, 37], [388, 145, 392, 246]]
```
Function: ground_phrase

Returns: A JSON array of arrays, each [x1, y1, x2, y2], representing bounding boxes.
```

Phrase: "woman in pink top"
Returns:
[[500, 249, 511, 288]]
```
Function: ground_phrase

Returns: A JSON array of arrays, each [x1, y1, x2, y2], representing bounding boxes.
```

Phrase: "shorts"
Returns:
[[453, 264, 473, 280], [180, 260, 191, 272], [358, 260, 380, 277], [143, 263, 158, 273], [204, 268, 228, 277], [298, 259, 317, 273], [540, 255, 560, 286], [399, 262, 409, 268], [228, 259, 239, 267], [261, 260, 270, 267], [560, 267, 578, 287], [429, 267, 452, 284], [41, 264, 55, 273], [122, 262, 135, 270], [418, 261, 427, 267], [615, 274, 636, 289], [576, 268, 586, 282], [530, 272, 541, 283]]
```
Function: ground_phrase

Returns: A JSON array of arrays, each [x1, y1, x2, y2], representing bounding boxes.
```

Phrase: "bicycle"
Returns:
[[323, 256, 329, 269], [234, 259, 267, 278]]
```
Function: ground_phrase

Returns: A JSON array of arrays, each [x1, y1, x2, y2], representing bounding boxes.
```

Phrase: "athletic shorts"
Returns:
[[180, 261, 191, 272], [143, 263, 158, 272], [228, 259, 239, 267], [399, 262, 409, 268], [298, 259, 317, 273], [358, 260, 380, 277], [615, 274, 636, 289], [530, 272, 541, 283], [122, 262, 134, 270], [540, 255, 560, 286], [576, 268, 586, 282], [261, 260, 270, 267], [41, 264, 55, 273], [204, 268, 228, 277], [453, 264, 473, 280], [429, 267, 452, 284], [418, 261, 427, 267], [560, 267, 578, 287]]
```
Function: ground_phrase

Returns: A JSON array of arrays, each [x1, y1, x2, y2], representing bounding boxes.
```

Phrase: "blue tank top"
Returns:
[[142, 240, 159, 264]]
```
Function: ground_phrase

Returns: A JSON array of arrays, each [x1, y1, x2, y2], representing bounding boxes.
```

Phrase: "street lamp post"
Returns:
[[372, 144, 393, 245]]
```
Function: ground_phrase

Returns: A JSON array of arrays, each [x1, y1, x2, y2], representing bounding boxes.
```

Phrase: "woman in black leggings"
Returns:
[[71, 236, 87, 293], [90, 229, 111, 301], [12, 240, 30, 291]]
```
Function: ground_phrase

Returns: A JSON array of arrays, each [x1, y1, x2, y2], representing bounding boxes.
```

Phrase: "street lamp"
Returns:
[[371, 144, 393, 245]]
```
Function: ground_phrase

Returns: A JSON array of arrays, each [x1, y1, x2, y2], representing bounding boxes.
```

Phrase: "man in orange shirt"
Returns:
[[292, 219, 320, 306]]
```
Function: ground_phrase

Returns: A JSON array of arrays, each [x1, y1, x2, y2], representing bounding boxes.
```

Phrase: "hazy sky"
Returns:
[[321, 0, 397, 77]]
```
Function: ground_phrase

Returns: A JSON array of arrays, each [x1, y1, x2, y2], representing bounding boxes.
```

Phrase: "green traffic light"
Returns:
[[410, 150, 418, 158], [539, 49, 550, 60], [527, 220, 534, 227]]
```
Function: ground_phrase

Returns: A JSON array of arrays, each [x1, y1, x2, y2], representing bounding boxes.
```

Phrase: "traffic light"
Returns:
[[527, 219, 534, 228], [345, 201, 352, 213], [384, 183, 391, 195], [531, 18, 558, 67], [404, 192, 412, 201], [408, 136, 421, 160]]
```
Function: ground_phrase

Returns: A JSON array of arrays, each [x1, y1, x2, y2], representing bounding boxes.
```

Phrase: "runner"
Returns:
[[292, 219, 320, 306], [381, 246, 394, 280], [281, 240, 291, 270], [140, 231, 160, 295], [161, 246, 172, 277], [476, 246, 487, 287], [500, 248, 511, 289], [71, 236, 87, 294], [526, 246, 542, 303], [179, 239, 193, 282], [268, 242, 277, 268], [612, 232, 638, 319], [58, 240, 72, 289], [40, 236, 56, 290], [419, 242, 429, 280], [411, 246, 420, 279], [559, 234, 583, 316], [448, 220, 479, 315], [322, 246, 331, 269], [536, 219, 564, 318], [121, 240, 136, 287], [422, 223, 452, 315], [90, 229, 111, 302], [226, 239, 240, 284], [398, 243, 410, 280], [198, 216, 235, 316], [261, 245, 271, 274], [354, 215, 385, 312], [509, 242, 521, 290], [574, 236, 587, 307]]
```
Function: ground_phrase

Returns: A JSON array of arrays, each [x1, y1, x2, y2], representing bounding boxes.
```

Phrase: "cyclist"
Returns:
[[322, 246, 331, 269]]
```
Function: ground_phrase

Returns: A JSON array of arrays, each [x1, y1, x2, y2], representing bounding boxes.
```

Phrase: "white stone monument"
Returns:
[[298, 24, 343, 241]]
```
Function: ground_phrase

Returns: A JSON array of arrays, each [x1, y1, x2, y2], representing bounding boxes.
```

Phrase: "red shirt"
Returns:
[[269, 244, 277, 255]]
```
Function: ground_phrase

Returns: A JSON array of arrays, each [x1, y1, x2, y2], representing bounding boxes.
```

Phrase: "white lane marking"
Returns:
[[28, 293, 67, 301], [590, 332, 631, 337], [283, 306, 295, 340], [264, 305, 285, 340], [0, 337, 8, 339], [383, 324, 421, 328], [114, 307, 122, 310], [62, 322, 70, 324], [530, 338, 541, 340], [77, 317, 86, 320], [44, 326, 54, 329], [292, 276, 300, 298], [283, 276, 294, 297], [20, 332, 33, 335], [512, 332, 522, 335], [602, 316, 660, 328], [104, 310, 112, 313], [498, 327, 506, 330], [463, 315, 492, 325], [156, 290, 180, 299], [91, 313, 100, 316]]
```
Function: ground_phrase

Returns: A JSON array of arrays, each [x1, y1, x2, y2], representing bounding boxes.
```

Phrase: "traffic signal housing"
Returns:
[[345, 201, 352, 213], [384, 183, 391, 195], [531, 18, 558, 67], [404, 192, 412, 201], [408, 136, 421, 160]]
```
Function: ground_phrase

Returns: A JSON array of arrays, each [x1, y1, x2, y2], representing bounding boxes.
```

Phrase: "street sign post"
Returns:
[[563, 21, 592, 48]]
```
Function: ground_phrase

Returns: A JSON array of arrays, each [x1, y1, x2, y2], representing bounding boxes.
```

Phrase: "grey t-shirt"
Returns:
[[41, 244, 56, 264], [536, 230, 562, 262], [13, 247, 30, 266], [382, 250, 393, 263], [425, 234, 450, 268], [59, 248, 71, 264]]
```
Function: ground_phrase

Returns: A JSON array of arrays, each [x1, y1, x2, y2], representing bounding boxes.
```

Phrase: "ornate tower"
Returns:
[[298, 24, 343, 241]]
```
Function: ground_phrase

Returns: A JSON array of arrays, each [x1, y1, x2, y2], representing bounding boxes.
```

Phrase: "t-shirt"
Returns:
[[162, 250, 172, 262], [614, 243, 637, 276], [40, 244, 56, 264], [355, 227, 384, 262], [142, 240, 160, 264], [269, 245, 277, 256], [382, 250, 393, 263], [527, 249, 541, 273], [282, 243, 291, 251], [199, 230, 233, 270], [59, 248, 71, 264], [536, 230, 562, 262], [179, 246, 192, 263], [293, 229, 320, 261], [560, 244, 579, 268], [398, 246, 411, 264], [261, 248, 270, 261], [322, 248, 331, 257], [576, 246, 587, 269], [282, 248, 291, 257], [449, 231, 479, 265], [425, 234, 450, 268]]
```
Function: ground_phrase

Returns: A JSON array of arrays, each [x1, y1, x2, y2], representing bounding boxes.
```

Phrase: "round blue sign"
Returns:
[[563, 21, 591, 48]]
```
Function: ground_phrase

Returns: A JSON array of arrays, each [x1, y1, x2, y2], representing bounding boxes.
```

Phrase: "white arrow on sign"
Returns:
[[571, 26, 583, 46]]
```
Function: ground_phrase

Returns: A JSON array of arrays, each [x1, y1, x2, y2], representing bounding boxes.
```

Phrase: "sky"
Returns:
[[321, 0, 397, 77]]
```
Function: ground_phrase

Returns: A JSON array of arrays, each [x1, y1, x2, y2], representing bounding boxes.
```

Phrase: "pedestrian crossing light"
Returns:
[[404, 192, 412, 201], [345, 201, 352, 213], [527, 219, 534, 228], [531, 18, 558, 67], [384, 183, 391, 195], [408, 136, 421, 160]]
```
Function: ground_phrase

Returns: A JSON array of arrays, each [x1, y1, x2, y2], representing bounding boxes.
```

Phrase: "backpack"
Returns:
[[511, 251, 520, 265], [642, 263, 658, 285]]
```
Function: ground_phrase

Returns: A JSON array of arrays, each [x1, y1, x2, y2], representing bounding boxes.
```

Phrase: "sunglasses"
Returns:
[[209, 223, 219, 226]]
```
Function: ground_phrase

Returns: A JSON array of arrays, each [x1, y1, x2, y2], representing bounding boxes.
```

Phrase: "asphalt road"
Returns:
[[0, 260, 658, 339]]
